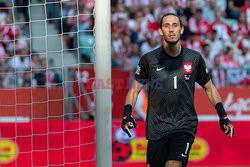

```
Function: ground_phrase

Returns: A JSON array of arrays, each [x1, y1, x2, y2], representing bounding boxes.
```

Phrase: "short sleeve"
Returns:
[[134, 56, 149, 85], [195, 55, 210, 87]]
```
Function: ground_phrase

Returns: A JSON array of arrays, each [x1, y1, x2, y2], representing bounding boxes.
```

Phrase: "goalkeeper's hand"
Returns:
[[216, 102, 234, 138], [121, 115, 137, 137], [219, 116, 234, 138], [121, 104, 137, 137]]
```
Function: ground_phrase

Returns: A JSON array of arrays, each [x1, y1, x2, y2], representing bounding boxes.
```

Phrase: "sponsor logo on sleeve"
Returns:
[[135, 66, 141, 75]]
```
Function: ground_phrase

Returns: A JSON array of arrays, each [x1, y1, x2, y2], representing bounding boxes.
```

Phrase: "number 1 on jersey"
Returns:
[[173, 76, 177, 89]]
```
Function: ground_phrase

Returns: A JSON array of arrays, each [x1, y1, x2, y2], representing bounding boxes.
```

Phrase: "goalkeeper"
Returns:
[[121, 13, 234, 167]]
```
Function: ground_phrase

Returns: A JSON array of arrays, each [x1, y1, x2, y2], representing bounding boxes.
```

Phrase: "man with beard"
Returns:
[[121, 13, 234, 167]]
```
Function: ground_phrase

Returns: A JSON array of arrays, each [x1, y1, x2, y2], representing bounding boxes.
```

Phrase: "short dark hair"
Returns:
[[202, 43, 210, 49], [159, 13, 183, 29], [195, 8, 203, 13], [211, 29, 217, 33]]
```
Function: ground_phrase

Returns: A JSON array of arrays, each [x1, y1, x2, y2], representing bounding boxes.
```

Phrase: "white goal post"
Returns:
[[94, 0, 112, 167]]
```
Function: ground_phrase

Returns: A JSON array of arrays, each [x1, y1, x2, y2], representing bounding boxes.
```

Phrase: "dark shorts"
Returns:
[[147, 132, 195, 167]]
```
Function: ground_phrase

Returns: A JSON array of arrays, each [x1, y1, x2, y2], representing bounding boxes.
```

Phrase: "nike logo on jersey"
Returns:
[[181, 153, 188, 157], [156, 67, 165, 71]]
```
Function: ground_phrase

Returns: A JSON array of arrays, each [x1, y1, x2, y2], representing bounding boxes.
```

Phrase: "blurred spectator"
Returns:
[[14, 0, 29, 27], [78, 1, 93, 31], [181, 0, 199, 21], [122, 56, 133, 71], [21, 70, 37, 87], [238, 32, 250, 51], [111, 30, 123, 55], [30, 52, 41, 73], [3, 46, 30, 88], [140, 0, 151, 6], [154, 0, 176, 21], [120, 35, 133, 58], [79, 32, 94, 63], [112, 3, 128, 22], [141, 35, 160, 55], [210, 10, 231, 41], [127, 10, 144, 43], [237, 48, 250, 67], [188, 8, 210, 38], [6, 39, 29, 56], [217, 0, 227, 11], [3, 72, 18, 87], [7, 49, 30, 72], [129, 43, 141, 72], [175, 0, 187, 10], [0, 2, 8, 25], [237, 33, 250, 66], [240, 0, 250, 24], [183, 31, 203, 53], [62, 0, 76, 17], [201, 44, 213, 68], [140, 6, 156, 35], [0, 14, 20, 41], [124, 0, 141, 14], [35, 58, 61, 87], [211, 54, 226, 88], [226, 0, 245, 19], [180, 14, 191, 41], [205, 29, 224, 60], [111, 53, 123, 67], [232, 12, 249, 40], [0, 41, 6, 61], [83, 0, 94, 9], [63, 0, 93, 49], [113, 17, 128, 38], [221, 46, 239, 68], [203, 0, 219, 23], [224, 31, 241, 56], [194, 0, 207, 9]]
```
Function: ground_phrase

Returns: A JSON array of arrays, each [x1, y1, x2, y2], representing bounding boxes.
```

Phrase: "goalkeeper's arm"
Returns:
[[121, 80, 144, 137], [203, 80, 234, 138]]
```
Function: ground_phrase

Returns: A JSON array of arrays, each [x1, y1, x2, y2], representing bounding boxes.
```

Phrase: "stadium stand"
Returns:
[[0, 0, 249, 88], [109, 0, 250, 87]]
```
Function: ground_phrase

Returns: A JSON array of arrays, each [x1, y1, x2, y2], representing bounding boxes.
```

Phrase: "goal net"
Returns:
[[0, 0, 111, 166]]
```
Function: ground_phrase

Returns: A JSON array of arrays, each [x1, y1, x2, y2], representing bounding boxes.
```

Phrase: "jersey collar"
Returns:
[[161, 45, 183, 59]]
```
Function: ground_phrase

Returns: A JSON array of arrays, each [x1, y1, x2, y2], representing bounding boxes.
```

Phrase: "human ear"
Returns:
[[180, 26, 184, 35], [158, 28, 163, 36]]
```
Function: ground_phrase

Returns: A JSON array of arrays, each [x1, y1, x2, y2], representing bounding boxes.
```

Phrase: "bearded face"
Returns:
[[159, 15, 184, 45]]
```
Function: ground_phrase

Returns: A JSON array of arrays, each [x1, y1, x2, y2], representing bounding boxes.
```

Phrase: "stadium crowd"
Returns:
[[0, 1, 62, 88], [0, 0, 249, 88], [61, 0, 250, 87], [108, 0, 250, 87]]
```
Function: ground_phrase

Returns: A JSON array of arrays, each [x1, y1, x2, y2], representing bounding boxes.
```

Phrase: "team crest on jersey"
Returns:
[[183, 63, 192, 74], [135, 66, 141, 75]]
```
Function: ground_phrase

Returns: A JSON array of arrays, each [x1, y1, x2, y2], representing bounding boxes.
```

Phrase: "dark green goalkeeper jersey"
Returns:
[[135, 45, 210, 140]]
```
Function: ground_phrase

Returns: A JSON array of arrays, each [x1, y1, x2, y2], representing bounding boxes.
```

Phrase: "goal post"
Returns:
[[94, 0, 112, 167]]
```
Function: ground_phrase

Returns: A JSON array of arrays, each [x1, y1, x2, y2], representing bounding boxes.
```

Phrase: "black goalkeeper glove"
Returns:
[[121, 104, 137, 137], [216, 102, 234, 138]]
